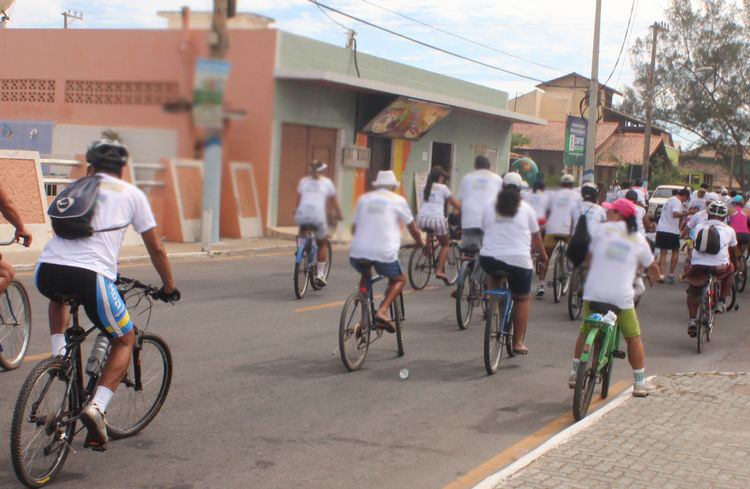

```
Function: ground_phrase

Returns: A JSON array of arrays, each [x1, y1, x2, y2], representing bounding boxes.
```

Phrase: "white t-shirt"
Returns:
[[617, 187, 647, 205], [691, 221, 737, 267], [720, 195, 732, 206], [635, 206, 647, 236], [572, 201, 607, 237], [350, 189, 414, 263], [39, 174, 157, 280], [458, 170, 503, 229], [546, 188, 579, 235], [295, 176, 335, 224], [656, 196, 684, 235], [480, 200, 539, 270], [523, 191, 550, 221], [418, 183, 452, 220], [583, 221, 655, 310], [687, 210, 708, 230]]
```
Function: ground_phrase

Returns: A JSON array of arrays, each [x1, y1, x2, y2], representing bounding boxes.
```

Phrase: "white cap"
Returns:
[[503, 172, 523, 188], [521, 180, 530, 190], [561, 173, 575, 184], [372, 170, 401, 188]]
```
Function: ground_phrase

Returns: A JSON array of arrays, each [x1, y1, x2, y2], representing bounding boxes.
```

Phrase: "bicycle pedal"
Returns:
[[83, 438, 108, 452], [612, 350, 626, 359]]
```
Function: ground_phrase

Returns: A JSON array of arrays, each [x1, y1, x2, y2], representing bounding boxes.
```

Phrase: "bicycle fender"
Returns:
[[579, 327, 601, 363]]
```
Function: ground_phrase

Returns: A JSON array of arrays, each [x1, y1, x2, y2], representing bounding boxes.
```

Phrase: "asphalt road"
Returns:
[[1, 248, 749, 489]]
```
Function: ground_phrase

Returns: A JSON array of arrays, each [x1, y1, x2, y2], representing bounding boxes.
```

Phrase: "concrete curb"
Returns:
[[473, 376, 655, 489]]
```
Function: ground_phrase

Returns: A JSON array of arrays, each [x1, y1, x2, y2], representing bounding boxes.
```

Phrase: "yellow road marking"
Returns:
[[23, 352, 52, 363], [443, 380, 631, 489], [292, 285, 441, 313]]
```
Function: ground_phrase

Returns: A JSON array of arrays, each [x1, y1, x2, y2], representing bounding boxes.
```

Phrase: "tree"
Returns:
[[511, 133, 531, 151], [619, 0, 750, 190]]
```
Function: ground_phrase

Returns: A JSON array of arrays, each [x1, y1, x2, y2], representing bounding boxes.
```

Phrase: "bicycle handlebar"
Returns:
[[116, 275, 181, 303]]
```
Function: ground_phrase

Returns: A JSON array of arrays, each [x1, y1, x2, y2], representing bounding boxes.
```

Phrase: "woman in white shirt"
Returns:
[[417, 166, 460, 283], [480, 172, 548, 354]]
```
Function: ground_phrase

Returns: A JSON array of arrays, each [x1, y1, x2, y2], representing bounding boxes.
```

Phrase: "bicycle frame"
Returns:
[[359, 272, 404, 342], [485, 288, 514, 335], [295, 232, 319, 268], [579, 317, 621, 376]]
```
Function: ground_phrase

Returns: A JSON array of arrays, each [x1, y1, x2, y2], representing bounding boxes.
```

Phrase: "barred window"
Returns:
[[64, 80, 179, 105], [0, 79, 56, 103]]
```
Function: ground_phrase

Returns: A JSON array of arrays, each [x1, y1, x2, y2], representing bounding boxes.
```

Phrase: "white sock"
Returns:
[[51, 334, 66, 357], [633, 368, 646, 385], [316, 262, 326, 276], [92, 385, 114, 413], [571, 359, 580, 375]]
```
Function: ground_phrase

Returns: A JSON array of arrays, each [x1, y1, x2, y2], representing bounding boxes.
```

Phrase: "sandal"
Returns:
[[435, 273, 450, 285], [512, 346, 529, 355], [373, 315, 396, 334]]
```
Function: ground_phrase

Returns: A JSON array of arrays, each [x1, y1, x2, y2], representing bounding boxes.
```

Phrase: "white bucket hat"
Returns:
[[372, 170, 401, 188]]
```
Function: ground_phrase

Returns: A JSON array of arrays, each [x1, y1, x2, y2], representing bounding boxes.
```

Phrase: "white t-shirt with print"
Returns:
[[350, 189, 414, 263], [418, 183, 452, 220], [635, 206, 647, 236], [572, 201, 607, 237], [656, 196, 683, 235], [546, 188, 579, 235], [458, 170, 503, 229], [691, 221, 737, 267], [523, 191, 550, 221], [39, 174, 157, 280], [295, 176, 336, 224], [583, 221, 655, 310], [480, 200, 539, 270]]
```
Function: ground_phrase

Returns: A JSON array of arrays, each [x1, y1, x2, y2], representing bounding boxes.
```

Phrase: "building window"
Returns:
[[64, 80, 179, 105], [0, 79, 56, 103]]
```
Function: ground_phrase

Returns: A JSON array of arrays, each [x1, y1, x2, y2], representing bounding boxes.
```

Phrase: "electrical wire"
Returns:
[[316, 3, 351, 32], [615, 0, 639, 92], [603, 0, 637, 87], [357, 0, 567, 75], [308, 0, 546, 83]]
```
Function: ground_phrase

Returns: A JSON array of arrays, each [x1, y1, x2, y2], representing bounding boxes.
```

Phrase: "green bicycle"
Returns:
[[572, 302, 626, 421]]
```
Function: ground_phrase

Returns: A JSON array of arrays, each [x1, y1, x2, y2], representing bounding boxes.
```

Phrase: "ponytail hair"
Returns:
[[625, 215, 638, 234], [496, 186, 521, 217], [424, 166, 447, 202]]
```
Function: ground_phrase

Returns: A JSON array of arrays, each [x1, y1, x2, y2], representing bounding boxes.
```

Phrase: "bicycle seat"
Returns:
[[52, 293, 82, 306], [588, 301, 621, 315], [299, 224, 319, 232]]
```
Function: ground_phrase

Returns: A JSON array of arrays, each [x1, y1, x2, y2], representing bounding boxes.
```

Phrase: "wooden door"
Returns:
[[278, 124, 338, 226]]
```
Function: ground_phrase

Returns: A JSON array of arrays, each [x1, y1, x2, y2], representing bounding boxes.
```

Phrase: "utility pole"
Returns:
[[62, 10, 83, 29], [642, 22, 667, 185], [584, 0, 602, 174]]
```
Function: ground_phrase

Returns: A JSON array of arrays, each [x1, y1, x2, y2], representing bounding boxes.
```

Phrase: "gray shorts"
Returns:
[[296, 219, 328, 240], [461, 228, 483, 254]]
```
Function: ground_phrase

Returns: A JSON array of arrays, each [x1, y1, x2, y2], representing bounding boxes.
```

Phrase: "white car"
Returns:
[[648, 185, 685, 221]]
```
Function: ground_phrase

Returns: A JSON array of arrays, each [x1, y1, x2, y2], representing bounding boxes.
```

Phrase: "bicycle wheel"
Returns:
[[738, 255, 748, 292], [697, 287, 710, 353], [0, 281, 32, 370], [483, 295, 508, 375], [567, 268, 583, 321], [106, 333, 172, 439], [600, 352, 614, 399], [455, 261, 474, 330], [560, 251, 572, 296], [408, 246, 432, 290], [394, 293, 405, 356], [324, 240, 333, 280], [11, 357, 75, 488], [573, 333, 602, 421], [293, 245, 310, 299], [552, 247, 563, 303], [727, 282, 737, 312], [339, 293, 370, 371], [444, 242, 461, 285]]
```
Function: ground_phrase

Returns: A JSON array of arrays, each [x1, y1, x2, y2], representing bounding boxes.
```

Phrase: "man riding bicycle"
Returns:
[[294, 160, 343, 287], [686, 200, 737, 337], [35, 139, 179, 450], [349, 171, 424, 331], [0, 183, 33, 293], [457, 155, 502, 253]]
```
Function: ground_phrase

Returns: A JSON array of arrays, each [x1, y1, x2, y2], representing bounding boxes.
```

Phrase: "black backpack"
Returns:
[[48, 176, 127, 239], [567, 210, 591, 267], [695, 224, 722, 255]]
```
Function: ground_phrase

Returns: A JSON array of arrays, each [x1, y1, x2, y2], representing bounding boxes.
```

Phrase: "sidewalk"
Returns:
[[4, 237, 298, 271], [492, 372, 750, 489]]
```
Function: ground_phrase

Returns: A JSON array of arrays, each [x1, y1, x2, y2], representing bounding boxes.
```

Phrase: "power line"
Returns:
[[315, 2, 350, 32], [307, 0, 546, 83], [615, 0, 639, 92], [603, 0, 636, 87], [357, 0, 567, 75]]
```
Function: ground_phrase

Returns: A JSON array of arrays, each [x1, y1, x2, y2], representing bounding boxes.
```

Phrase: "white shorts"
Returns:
[[295, 211, 328, 240], [417, 216, 449, 237]]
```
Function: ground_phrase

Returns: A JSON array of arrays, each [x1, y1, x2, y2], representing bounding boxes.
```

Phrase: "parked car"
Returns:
[[648, 185, 684, 221]]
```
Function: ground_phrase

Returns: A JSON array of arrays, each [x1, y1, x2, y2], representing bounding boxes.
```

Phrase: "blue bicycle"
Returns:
[[483, 275, 516, 375], [293, 224, 332, 299]]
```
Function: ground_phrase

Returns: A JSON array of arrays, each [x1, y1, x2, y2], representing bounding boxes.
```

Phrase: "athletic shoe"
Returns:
[[688, 318, 697, 337], [568, 371, 577, 389], [666, 275, 676, 284], [633, 380, 657, 398], [80, 404, 108, 451], [716, 300, 727, 313], [315, 275, 327, 288], [535, 285, 545, 299]]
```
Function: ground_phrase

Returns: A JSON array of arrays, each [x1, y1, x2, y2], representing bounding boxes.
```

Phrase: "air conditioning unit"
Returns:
[[342, 145, 371, 169]]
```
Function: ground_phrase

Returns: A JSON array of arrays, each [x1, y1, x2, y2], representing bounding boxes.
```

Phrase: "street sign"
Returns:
[[192, 58, 232, 130], [563, 115, 587, 167]]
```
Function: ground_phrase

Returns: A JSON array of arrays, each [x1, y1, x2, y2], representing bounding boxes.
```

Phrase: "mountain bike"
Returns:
[[10, 276, 177, 488], [0, 239, 31, 371], [573, 302, 625, 421], [338, 261, 405, 371], [408, 229, 460, 290], [694, 270, 738, 353], [483, 276, 516, 375], [550, 239, 572, 303], [567, 266, 585, 320], [293, 224, 332, 299], [455, 246, 487, 330]]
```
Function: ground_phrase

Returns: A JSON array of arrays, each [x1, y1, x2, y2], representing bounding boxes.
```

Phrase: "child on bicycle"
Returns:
[[568, 198, 660, 397]]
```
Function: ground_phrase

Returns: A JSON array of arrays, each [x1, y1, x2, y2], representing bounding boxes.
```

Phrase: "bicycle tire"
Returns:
[[573, 333, 601, 421], [455, 261, 474, 330], [600, 353, 614, 399], [567, 268, 583, 321], [445, 242, 461, 285], [727, 282, 737, 312], [483, 295, 507, 375], [106, 333, 173, 439], [738, 256, 748, 292], [553, 246, 563, 303], [0, 281, 32, 370], [338, 293, 369, 371], [394, 294, 405, 356], [293, 246, 310, 299], [408, 246, 432, 290], [11, 357, 74, 488], [697, 288, 709, 354]]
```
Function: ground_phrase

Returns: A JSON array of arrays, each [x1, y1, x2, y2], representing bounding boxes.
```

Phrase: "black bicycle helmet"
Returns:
[[86, 139, 129, 170], [581, 182, 598, 201]]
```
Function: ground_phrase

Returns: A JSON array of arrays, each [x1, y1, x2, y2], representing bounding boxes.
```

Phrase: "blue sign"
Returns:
[[0, 120, 54, 154]]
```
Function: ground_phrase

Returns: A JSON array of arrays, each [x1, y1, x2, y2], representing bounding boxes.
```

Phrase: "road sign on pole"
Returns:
[[564, 115, 588, 167]]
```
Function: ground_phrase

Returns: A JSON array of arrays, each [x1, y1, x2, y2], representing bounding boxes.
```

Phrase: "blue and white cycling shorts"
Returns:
[[36, 263, 133, 338]]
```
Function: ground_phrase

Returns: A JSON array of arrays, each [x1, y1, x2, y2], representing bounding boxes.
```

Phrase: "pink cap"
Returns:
[[602, 198, 637, 218]]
